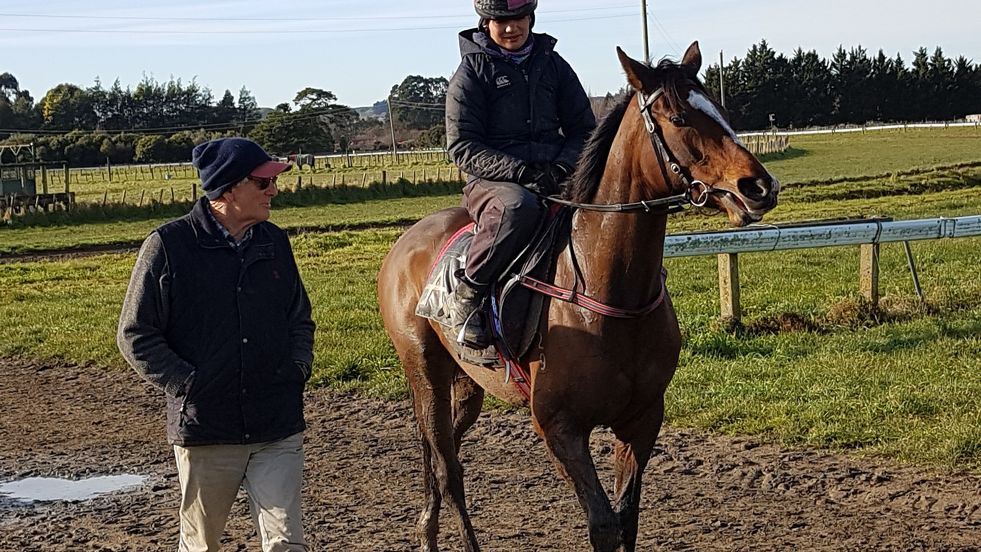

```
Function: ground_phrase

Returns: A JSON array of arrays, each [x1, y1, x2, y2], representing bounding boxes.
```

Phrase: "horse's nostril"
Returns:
[[737, 177, 770, 200]]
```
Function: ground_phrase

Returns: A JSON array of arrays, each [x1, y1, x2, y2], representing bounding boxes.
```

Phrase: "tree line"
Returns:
[[0, 73, 449, 167], [3, 40, 979, 167], [700, 40, 981, 130]]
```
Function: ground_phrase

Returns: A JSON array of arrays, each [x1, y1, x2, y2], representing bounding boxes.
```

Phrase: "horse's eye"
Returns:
[[669, 114, 687, 127]]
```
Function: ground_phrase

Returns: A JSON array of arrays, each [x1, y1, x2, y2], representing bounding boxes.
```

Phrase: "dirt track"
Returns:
[[0, 357, 978, 551]]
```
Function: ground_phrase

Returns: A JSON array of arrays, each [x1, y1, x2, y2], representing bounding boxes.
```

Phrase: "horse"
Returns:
[[376, 41, 779, 552]]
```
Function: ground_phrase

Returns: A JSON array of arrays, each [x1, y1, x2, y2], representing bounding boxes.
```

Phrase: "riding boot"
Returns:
[[448, 277, 491, 350]]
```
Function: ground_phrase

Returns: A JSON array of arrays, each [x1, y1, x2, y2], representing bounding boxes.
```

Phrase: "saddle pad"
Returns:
[[415, 225, 503, 367]]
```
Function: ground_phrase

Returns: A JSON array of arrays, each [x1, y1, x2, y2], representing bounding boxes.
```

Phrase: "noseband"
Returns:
[[547, 88, 712, 214]]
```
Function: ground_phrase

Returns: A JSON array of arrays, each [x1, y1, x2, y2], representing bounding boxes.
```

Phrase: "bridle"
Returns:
[[515, 86, 714, 322], [546, 87, 713, 214]]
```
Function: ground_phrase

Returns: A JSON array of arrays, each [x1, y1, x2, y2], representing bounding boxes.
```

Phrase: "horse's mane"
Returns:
[[564, 58, 706, 203]]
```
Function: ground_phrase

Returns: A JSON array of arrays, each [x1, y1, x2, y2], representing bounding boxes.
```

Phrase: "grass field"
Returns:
[[1, 127, 979, 471]]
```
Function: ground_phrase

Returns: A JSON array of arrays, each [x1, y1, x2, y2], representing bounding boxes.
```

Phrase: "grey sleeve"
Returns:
[[284, 237, 315, 369], [445, 61, 528, 182], [116, 232, 195, 397]]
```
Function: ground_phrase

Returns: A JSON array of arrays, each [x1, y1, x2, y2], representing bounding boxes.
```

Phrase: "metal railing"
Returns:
[[663, 215, 981, 321]]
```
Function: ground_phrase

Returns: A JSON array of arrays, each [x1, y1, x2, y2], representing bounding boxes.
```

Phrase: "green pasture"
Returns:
[[45, 153, 457, 205], [0, 194, 462, 256], [1, 126, 980, 471], [3, 163, 979, 256], [769, 126, 981, 184]]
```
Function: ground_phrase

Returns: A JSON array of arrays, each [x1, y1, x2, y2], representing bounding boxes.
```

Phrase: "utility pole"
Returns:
[[387, 95, 398, 162], [640, 1, 650, 62], [719, 50, 726, 109]]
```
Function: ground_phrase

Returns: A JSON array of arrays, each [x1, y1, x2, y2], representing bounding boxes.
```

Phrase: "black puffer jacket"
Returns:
[[445, 29, 596, 182]]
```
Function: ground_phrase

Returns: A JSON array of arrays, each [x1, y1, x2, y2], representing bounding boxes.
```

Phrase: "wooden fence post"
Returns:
[[718, 253, 741, 322], [860, 243, 879, 306]]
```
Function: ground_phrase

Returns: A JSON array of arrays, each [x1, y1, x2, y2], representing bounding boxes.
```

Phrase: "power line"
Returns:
[[0, 6, 636, 23], [0, 12, 638, 35], [390, 100, 445, 108]]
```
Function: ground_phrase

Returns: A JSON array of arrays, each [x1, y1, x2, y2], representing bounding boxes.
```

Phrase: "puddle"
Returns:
[[0, 475, 146, 503]]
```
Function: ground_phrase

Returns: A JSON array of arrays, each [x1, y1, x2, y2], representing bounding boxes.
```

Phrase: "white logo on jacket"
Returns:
[[495, 75, 512, 89]]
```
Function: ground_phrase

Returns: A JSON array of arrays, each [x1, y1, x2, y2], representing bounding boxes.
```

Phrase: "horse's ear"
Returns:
[[681, 41, 702, 77], [617, 46, 652, 92]]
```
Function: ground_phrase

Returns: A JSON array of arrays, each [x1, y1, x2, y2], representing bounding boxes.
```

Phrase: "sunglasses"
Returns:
[[246, 175, 277, 190]]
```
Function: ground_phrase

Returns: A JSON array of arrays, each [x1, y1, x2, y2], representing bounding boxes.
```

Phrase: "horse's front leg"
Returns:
[[536, 416, 621, 552], [610, 401, 662, 552]]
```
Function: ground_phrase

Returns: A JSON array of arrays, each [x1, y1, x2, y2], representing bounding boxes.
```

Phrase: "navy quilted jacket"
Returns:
[[117, 198, 314, 446]]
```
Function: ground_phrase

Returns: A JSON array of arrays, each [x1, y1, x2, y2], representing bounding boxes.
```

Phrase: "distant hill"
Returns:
[[353, 100, 388, 121]]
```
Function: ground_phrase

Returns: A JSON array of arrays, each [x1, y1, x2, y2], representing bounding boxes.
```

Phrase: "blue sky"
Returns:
[[2, 0, 979, 109]]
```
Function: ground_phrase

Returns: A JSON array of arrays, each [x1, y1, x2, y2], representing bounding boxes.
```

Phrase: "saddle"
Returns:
[[415, 207, 572, 368]]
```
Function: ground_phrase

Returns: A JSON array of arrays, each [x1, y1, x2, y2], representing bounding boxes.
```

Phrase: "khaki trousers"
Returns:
[[173, 432, 307, 552]]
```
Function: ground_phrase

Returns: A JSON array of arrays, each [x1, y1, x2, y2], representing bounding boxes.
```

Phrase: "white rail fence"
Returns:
[[663, 215, 981, 321], [740, 121, 981, 138]]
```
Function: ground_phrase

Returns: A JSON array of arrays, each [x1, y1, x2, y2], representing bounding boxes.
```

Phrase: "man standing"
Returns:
[[118, 137, 315, 552]]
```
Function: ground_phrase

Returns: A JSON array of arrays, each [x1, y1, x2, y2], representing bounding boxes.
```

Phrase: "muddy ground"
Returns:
[[0, 357, 978, 551]]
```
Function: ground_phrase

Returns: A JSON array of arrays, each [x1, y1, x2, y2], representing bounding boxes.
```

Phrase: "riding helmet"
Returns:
[[473, 0, 537, 20]]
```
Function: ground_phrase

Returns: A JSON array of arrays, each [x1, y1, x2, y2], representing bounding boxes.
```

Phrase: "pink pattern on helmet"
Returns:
[[507, 0, 532, 8]]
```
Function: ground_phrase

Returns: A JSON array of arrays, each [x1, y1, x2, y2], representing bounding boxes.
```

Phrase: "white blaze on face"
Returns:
[[686, 89, 781, 196], [686, 90, 744, 147]]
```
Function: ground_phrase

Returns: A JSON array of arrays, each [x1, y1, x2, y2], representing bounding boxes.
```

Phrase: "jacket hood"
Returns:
[[457, 28, 556, 59]]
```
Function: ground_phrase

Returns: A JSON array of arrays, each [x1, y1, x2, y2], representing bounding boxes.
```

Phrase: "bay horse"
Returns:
[[377, 42, 779, 552]]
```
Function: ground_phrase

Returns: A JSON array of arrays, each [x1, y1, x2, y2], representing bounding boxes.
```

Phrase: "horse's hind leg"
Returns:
[[611, 397, 664, 552], [404, 345, 481, 552], [452, 369, 484, 452], [408, 384, 442, 552]]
